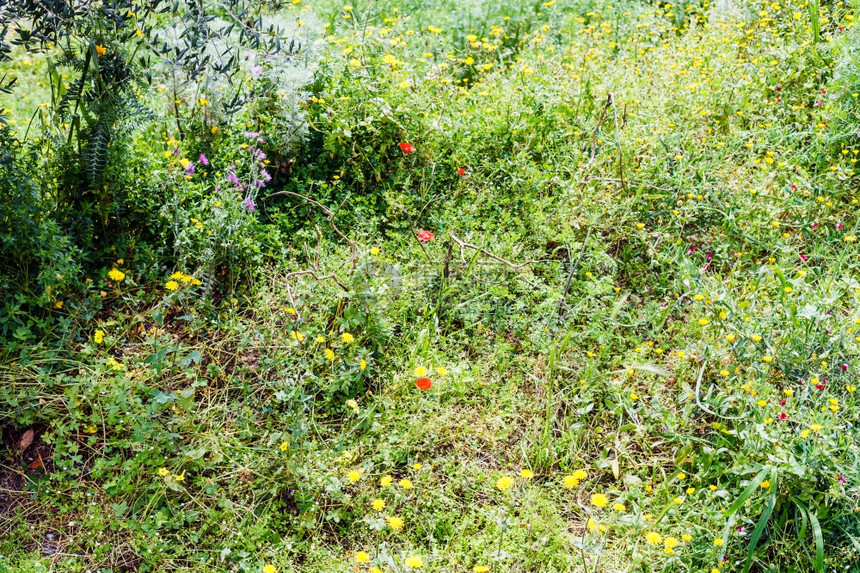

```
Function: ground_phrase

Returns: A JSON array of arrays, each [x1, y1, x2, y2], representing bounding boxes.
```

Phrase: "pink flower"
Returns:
[[417, 229, 434, 242], [243, 197, 256, 212], [199, 153, 209, 166], [838, 476, 847, 484]]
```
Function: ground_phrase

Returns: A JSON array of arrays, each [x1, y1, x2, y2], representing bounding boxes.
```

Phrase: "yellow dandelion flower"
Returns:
[[399, 478, 413, 489], [355, 551, 370, 563], [473, 567, 490, 573], [263, 565, 278, 573], [520, 469, 534, 479], [405, 556, 423, 568], [664, 536, 679, 548], [94, 330, 105, 344], [165, 280, 179, 291], [645, 531, 663, 545], [612, 503, 626, 512], [371, 498, 385, 511], [387, 515, 405, 531], [325, 348, 335, 361], [360, 359, 367, 371], [380, 475, 393, 487], [341, 332, 354, 343], [591, 493, 608, 508], [713, 538, 724, 546], [108, 268, 125, 281], [562, 475, 581, 489], [496, 476, 515, 490], [348, 469, 363, 483], [414, 366, 428, 376]]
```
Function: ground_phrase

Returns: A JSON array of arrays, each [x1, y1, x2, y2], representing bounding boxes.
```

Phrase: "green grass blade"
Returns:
[[744, 476, 777, 573], [726, 468, 771, 518], [807, 510, 824, 573], [808, 0, 820, 42]]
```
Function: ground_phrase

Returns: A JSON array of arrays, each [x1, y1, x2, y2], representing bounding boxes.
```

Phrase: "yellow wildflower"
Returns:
[[387, 515, 405, 531], [496, 476, 515, 490], [645, 531, 663, 545]]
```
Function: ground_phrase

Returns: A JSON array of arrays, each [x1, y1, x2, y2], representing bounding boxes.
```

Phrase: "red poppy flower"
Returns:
[[417, 229, 435, 242], [416, 378, 432, 390], [457, 168, 465, 176], [399, 142, 415, 153]]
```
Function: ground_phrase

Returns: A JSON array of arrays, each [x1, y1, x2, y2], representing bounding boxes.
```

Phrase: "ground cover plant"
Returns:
[[1, 0, 860, 571]]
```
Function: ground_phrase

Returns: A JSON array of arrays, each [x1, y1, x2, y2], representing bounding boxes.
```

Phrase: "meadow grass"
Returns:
[[1, 0, 860, 572]]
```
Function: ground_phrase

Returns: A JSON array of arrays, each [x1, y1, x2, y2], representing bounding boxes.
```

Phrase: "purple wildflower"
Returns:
[[199, 153, 209, 166], [227, 173, 240, 186], [186, 162, 195, 175], [252, 65, 263, 78], [243, 197, 256, 211], [254, 179, 265, 188]]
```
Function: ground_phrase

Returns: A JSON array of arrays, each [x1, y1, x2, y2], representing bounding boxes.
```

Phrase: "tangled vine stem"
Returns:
[[264, 190, 358, 320], [448, 233, 540, 289]]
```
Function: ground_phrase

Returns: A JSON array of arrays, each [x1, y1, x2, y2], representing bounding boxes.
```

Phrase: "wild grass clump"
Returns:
[[1, 0, 860, 572]]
